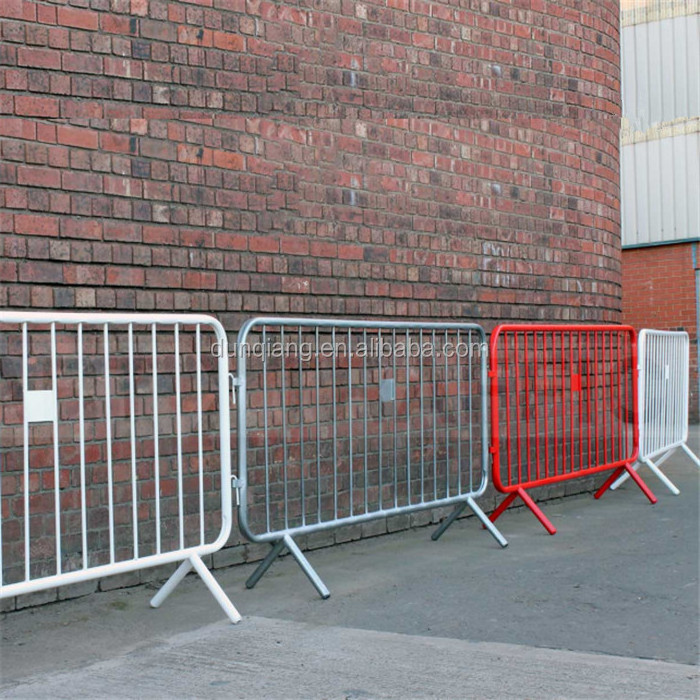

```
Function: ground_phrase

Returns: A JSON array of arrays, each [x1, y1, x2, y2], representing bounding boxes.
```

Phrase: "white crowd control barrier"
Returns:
[[0, 312, 240, 623], [612, 329, 700, 495], [233, 317, 507, 599]]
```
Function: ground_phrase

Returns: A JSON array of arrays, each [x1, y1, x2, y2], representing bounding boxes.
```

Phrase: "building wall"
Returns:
[[0, 0, 624, 608], [0, 0, 623, 328], [621, 242, 699, 420]]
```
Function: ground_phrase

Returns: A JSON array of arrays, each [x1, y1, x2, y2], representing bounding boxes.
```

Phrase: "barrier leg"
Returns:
[[431, 502, 468, 541], [643, 458, 680, 495], [517, 488, 557, 535], [488, 491, 518, 524], [595, 465, 657, 504], [611, 449, 676, 491], [245, 538, 287, 590], [283, 534, 330, 600], [190, 554, 242, 624], [681, 442, 700, 469], [150, 555, 241, 624], [466, 496, 508, 547]]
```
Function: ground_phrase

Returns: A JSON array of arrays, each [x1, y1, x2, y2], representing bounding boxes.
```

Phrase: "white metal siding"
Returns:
[[621, 10, 700, 247]]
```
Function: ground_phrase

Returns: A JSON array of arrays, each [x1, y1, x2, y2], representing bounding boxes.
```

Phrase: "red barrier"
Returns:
[[488, 324, 656, 534]]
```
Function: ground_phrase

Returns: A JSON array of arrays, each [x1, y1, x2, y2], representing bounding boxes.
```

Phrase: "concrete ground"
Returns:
[[1, 442, 699, 698]]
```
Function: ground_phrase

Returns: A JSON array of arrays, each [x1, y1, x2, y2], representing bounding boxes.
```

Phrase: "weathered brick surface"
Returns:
[[0, 0, 623, 608], [0, 0, 622, 330], [622, 243, 699, 421]]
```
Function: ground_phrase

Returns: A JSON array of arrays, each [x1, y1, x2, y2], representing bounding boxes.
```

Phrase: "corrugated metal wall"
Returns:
[[621, 7, 700, 247]]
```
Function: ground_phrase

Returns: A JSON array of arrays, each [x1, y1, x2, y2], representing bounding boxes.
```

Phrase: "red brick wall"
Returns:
[[1, 0, 622, 330], [621, 243, 699, 421]]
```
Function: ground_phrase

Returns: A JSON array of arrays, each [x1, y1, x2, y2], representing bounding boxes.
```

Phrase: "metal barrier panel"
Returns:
[[611, 329, 700, 495], [235, 317, 506, 598], [0, 312, 240, 623], [488, 324, 656, 535]]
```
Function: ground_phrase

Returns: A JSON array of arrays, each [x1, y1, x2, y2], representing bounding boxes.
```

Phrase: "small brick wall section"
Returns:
[[621, 242, 699, 422]]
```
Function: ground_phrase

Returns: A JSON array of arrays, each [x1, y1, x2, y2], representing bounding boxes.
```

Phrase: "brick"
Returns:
[[14, 96, 59, 117], [17, 165, 61, 189], [17, 47, 61, 70], [212, 150, 244, 170], [57, 125, 98, 150], [213, 31, 245, 51], [15, 214, 59, 236], [57, 7, 98, 30]]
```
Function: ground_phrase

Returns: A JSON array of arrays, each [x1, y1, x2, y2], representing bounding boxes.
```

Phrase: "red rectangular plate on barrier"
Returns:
[[488, 324, 656, 534]]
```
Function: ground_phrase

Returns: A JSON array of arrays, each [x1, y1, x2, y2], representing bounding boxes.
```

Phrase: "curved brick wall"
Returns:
[[0, 0, 622, 327]]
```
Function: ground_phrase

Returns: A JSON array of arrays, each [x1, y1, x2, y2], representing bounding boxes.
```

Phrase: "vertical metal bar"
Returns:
[[299, 327, 306, 526], [331, 326, 337, 518], [623, 331, 629, 458], [128, 324, 139, 558], [524, 331, 531, 482], [196, 325, 204, 545], [263, 327, 270, 532], [533, 332, 540, 480], [431, 329, 437, 500], [617, 332, 622, 462], [543, 332, 549, 478], [174, 324, 184, 550], [608, 330, 614, 463], [78, 324, 87, 569], [444, 329, 449, 498], [347, 328, 352, 516], [456, 329, 462, 494], [22, 323, 30, 581], [393, 329, 398, 507], [514, 333, 521, 484], [152, 324, 161, 555], [419, 329, 424, 502], [405, 328, 411, 504], [552, 333, 558, 477], [587, 332, 592, 468], [569, 330, 574, 473], [315, 327, 321, 522], [50, 323, 61, 575], [378, 329, 383, 509], [504, 331, 512, 486], [104, 324, 114, 564], [560, 331, 566, 475], [468, 329, 473, 493], [578, 332, 583, 472], [363, 329, 368, 513], [595, 331, 600, 466], [281, 326, 289, 528]]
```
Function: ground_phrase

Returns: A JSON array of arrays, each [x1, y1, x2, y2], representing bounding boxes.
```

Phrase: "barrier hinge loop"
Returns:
[[231, 476, 243, 506], [229, 373, 243, 405]]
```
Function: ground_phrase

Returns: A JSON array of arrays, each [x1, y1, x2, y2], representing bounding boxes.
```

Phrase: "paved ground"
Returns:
[[1, 442, 698, 698]]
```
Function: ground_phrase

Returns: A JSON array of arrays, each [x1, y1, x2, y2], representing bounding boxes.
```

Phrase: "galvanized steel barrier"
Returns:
[[0, 312, 240, 623], [234, 317, 507, 598], [611, 329, 700, 495], [488, 324, 657, 535]]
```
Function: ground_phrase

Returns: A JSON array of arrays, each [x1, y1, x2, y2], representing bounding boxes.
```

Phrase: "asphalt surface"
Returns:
[[1, 437, 698, 698]]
